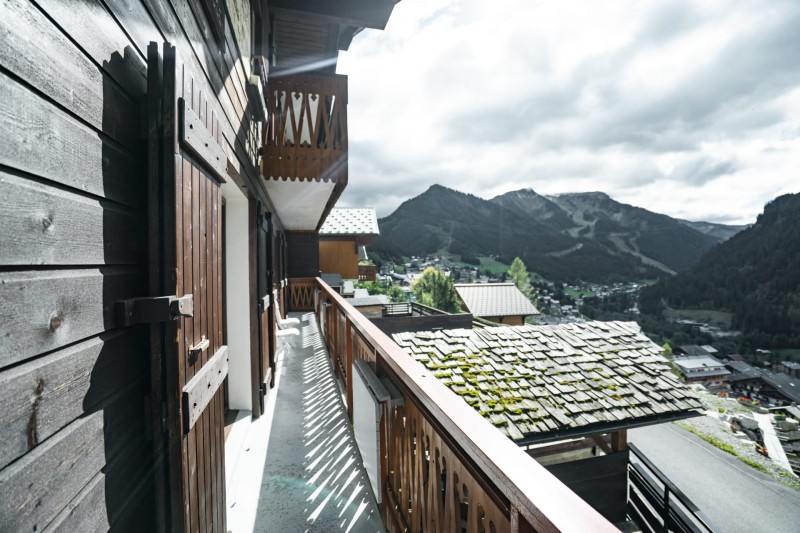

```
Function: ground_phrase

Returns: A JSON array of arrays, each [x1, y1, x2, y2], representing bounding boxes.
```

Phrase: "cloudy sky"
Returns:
[[335, 0, 800, 225]]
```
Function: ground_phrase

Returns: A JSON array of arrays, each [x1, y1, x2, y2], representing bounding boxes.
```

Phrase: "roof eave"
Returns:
[[513, 409, 703, 447]]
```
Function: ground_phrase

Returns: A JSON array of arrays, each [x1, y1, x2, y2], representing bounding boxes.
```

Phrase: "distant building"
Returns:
[[675, 345, 713, 357], [673, 356, 730, 389], [318, 207, 379, 279], [455, 283, 540, 326], [774, 361, 800, 379], [726, 361, 800, 406]]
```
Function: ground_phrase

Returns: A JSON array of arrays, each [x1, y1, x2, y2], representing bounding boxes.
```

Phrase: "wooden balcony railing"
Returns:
[[358, 264, 376, 281], [307, 277, 618, 533], [287, 277, 316, 312], [262, 73, 348, 184]]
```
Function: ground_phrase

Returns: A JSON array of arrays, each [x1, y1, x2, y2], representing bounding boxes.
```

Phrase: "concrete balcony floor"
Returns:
[[227, 312, 384, 532]]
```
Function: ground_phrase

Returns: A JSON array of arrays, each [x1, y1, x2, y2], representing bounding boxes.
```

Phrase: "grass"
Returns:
[[565, 287, 596, 298], [771, 348, 800, 362], [677, 421, 800, 491], [663, 307, 733, 329], [453, 256, 510, 276]]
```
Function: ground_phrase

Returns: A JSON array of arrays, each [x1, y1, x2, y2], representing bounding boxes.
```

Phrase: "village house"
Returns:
[[455, 282, 541, 325], [774, 361, 800, 378], [727, 361, 800, 406], [674, 355, 731, 389], [318, 207, 380, 281]]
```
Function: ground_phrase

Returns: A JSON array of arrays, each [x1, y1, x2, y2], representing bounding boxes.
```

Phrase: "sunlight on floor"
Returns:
[[253, 313, 384, 532]]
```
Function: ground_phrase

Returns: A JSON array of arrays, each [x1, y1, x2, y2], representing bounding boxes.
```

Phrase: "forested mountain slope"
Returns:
[[640, 193, 800, 346]]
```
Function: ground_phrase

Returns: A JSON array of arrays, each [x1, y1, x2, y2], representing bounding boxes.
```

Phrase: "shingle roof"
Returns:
[[455, 283, 540, 318], [392, 321, 701, 443], [677, 345, 711, 356], [319, 208, 379, 235]]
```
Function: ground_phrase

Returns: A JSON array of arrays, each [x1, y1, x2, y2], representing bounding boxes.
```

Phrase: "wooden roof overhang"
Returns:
[[262, 2, 400, 231], [270, 0, 399, 31]]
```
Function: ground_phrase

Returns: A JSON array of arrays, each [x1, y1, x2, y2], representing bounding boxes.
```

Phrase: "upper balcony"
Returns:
[[261, 74, 348, 231]]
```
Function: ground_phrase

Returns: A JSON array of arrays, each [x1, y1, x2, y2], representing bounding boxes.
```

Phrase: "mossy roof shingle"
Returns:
[[392, 321, 702, 442]]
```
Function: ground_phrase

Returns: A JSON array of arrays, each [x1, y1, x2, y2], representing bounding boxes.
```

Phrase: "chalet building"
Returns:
[[0, 0, 403, 531], [318, 207, 379, 280], [727, 362, 800, 406], [774, 361, 800, 378], [674, 355, 731, 389], [0, 1, 685, 532], [455, 282, 541, 325]]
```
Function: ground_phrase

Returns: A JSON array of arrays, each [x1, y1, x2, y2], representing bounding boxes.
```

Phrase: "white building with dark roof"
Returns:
[[674, 356, 730, 388]]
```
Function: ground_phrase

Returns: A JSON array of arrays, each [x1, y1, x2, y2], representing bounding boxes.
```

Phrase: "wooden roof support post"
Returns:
[[611, 429, 628, 452]]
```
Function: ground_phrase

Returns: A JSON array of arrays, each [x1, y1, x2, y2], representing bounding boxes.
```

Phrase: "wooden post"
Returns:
[[345, 319, 353, 418], [611, 429, 628, 452], [332, 305, 339, 377]]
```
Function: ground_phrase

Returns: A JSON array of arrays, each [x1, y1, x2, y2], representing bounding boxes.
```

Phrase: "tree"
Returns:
[[411, 267, 460, 313], [508, 257, 539, 307], [508, 257, 531, 293]]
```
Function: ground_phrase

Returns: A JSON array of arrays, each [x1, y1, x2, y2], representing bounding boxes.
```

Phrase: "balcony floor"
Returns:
[[253, 312, 384, 532]]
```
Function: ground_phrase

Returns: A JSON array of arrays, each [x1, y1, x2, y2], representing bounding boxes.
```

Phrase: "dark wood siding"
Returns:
[[544, 451, 629, 523], [0, 0, 272, 530], [286, 231, 321, 278]]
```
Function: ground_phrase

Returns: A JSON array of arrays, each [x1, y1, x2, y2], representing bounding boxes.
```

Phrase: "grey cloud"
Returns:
[[671, 157, 740, 186]]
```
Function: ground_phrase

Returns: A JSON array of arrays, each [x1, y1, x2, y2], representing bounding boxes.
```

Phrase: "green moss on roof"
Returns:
[[393, 321, 702, 443]]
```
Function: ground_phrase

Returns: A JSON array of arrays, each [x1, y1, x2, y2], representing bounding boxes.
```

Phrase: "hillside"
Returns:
[[372, 185, 742, 282], [640, 193, 800, 347]]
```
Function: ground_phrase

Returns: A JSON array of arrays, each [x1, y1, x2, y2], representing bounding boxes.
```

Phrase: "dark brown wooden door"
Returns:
[[148, 42, 227, 533], [256, 205, 274, 413]]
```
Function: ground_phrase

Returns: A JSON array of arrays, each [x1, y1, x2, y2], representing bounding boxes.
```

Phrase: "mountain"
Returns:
[[678, 220, 750, 241], [640, 193, 800, 347], [371, 185, 744, 282]]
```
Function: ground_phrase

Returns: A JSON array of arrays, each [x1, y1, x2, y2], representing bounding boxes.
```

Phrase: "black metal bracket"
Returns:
[[116, 294, 194, 326]]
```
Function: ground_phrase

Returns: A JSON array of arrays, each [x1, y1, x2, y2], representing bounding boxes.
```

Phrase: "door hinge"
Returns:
[[116, 294, 193, 326]]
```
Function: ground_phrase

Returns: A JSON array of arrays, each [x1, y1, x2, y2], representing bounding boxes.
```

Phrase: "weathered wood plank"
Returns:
[[0, 414, 104, 532], [0, 171, 144, 265], [0, 72, 141, 207], [0, 388, 147, 532], [42, 441, 153, 532], [0, 329, 146, 469], [32, 0, 148, 96], [182, 346, 229, 432], [1, 0, 143, 146], [0, 267, 144, 367], [180, 98, 228, 183], [0, 382, 147, 531]]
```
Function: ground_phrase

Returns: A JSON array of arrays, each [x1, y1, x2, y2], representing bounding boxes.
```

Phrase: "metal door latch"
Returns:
[[116, 294, 194, 326]]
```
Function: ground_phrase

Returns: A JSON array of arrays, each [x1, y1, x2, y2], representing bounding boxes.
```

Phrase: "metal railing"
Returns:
[[309, 276, 617, 532], [628, 443, 716, 533]]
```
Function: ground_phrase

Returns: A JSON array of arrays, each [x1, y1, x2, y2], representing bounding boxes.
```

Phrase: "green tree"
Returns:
[[411, 267, 460, 313], [508, 257, 539, 307], [508, 257, 531, 293]]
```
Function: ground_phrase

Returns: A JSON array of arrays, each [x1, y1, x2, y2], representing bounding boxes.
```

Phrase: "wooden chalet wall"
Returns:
[[0, 0, 279, 530], [286, 232, 320, 278], [319, 239, 358, 278]]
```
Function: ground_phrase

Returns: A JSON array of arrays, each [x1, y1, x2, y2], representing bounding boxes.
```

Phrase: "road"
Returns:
[[629, 423, 800, 533]]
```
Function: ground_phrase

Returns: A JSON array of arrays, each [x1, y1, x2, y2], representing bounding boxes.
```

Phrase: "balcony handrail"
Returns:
[[313, 276, 617, 532], [628, 443, 716, 532]]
